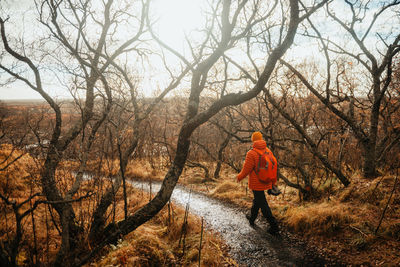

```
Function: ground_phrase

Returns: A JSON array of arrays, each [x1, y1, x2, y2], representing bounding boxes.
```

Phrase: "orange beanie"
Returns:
[[251, 131, 263, 142]]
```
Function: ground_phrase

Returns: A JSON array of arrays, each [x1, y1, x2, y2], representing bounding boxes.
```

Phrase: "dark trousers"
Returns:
[[250, 190, 278, 229]]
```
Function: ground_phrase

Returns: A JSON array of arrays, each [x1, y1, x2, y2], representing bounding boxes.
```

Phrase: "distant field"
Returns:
[[1, 99, 77, 105], [1, 99, 81, 115], [1, 99, 48, 105]]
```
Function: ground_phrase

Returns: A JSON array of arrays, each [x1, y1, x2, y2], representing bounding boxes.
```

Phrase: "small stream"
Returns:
[[130, 180, 343, 267]]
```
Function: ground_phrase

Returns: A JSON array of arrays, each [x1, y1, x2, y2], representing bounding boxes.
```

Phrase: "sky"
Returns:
[[1, 0, 41, 99], [152, 0, 205, 49], [0, 0, 208, 100], [0, 0, 399, 100]]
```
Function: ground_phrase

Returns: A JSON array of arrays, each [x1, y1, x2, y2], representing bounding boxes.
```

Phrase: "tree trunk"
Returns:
[[214, 135, 231, 178], [363, 78, 382, 178], [41, 148, 84, 266], [362, 139, 378, 178], [77, 1, 305, 264]]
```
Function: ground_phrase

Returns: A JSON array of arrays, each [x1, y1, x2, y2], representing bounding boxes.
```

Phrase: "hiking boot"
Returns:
[[267, 226, 279, 235], [267, 218, 279, 235], [246, 214, 255, 226]]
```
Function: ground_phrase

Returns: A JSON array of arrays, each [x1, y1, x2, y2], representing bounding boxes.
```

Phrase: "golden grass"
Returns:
[[211, 181, 241, 197], [0, 145, 61, 265], [89, 187, 235, 267], [3, 145, 399, 266], [86, 158, 161, 181], [179, 167, 400, 266], [0, 144, 39, 196], [284, 201, 354, 235], [1, 146, 234, 266], [210, 180, 252, 207]]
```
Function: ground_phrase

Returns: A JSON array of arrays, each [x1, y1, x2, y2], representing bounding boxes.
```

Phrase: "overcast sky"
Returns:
[[0, 0, 398, 100], [0, 0, 207, 100]]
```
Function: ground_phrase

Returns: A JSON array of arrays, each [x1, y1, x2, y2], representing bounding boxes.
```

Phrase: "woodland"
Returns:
[[0, 0, 399, 266]]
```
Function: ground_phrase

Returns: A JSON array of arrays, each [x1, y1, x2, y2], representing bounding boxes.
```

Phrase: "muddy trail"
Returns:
[[131, 180, 344, 267]]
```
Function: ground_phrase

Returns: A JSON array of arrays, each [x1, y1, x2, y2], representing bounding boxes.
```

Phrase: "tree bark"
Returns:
[[214, 134, 231, 178]]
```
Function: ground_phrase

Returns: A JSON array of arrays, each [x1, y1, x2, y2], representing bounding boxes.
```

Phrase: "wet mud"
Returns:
[[130, 180, 344, 267]]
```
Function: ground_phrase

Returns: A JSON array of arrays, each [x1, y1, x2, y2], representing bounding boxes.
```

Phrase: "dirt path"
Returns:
[[131, 181, 343, 266]]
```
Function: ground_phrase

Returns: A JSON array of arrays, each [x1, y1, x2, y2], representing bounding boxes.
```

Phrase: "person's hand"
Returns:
[[268, 185, 281, 196]]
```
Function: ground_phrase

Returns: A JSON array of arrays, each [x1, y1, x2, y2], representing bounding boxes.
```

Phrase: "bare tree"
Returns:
[[88, 59, 190, 244], [281, 0, 400, 178], [77, 1, 329, 265], [1, 0, 148, 264], [1, 0, 329, 265]]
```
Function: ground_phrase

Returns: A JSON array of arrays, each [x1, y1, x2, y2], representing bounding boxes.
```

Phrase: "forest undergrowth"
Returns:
[[185, 168, 400, 266], [115, 158, 400, 266], [2, 146, 399, 266], [0, 146, 235, 266]]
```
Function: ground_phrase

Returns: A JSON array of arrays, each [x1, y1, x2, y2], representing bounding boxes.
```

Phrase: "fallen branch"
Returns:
[[349, 225, 368, 238], [198, 217, 204, 267]]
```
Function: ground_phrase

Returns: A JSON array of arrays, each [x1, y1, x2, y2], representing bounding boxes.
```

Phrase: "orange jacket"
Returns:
[[237, 140, 277, 191]]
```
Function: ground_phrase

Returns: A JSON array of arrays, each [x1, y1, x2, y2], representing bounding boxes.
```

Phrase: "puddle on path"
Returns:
[[130, 180, 343, 267]]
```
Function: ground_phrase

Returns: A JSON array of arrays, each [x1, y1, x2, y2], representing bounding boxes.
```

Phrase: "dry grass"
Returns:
[[211, 181, 242, 200], [88, 186, 236, 267], [210, 181, 252, 207], [86, 158, 161, 181], [271, 174, 400, 266], [90, 184, 235, 266], [1, 147, 235, 266], [0, 145, 60, 265], [3, 146, 399, 266], [284, 201, 354, 235], [0, 144, 39, 196], [178, 166, 400, 266]]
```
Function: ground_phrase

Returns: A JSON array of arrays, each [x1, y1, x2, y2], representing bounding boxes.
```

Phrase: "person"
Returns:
[[237, 131, 279, 234]]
